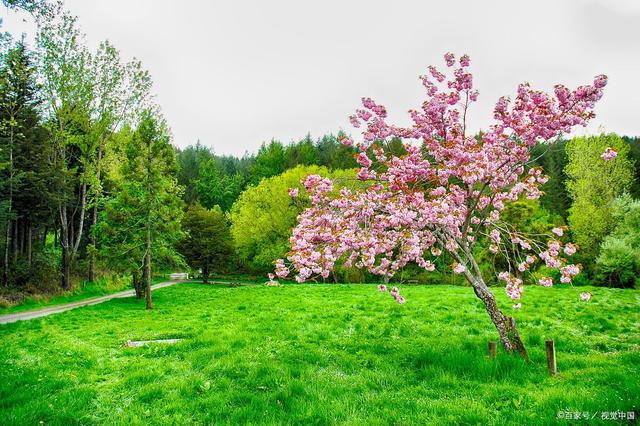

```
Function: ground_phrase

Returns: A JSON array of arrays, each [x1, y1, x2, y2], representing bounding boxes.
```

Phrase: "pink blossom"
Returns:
[[395, 296, 406, 305], [340, 137, 353, 147], [278, 53, 602, 317], [288, 188, 299, 198], [601, 147, 617, 161], [453, 263, 466, 274], [564, 243, 577, 256], [580, 292, 592, 302], [378, 284, 387, 292], [539, 277, 553, 287], [267, 273, 275, 281], [444, 52, 455, 67], [551, 227, 564, 236], [513, 303, 521, 310]]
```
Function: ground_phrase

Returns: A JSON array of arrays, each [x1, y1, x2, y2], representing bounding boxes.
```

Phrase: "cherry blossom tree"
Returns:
[[275, 53, 607, 359]]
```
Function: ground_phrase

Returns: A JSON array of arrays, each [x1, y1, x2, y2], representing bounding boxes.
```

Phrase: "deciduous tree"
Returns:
[[276, 53, 607, 358]]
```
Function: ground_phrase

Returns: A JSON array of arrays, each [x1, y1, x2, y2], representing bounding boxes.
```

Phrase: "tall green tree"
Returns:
[[85, 40, 152, 282], [99, 111, 183, 309], [195, 159, 244, 211], [566, 134, 635, 263], [248, 140, 286, 184], [36, 11, 94, 289], [178, 204, 233, 283], [0, 41, 49, 286]]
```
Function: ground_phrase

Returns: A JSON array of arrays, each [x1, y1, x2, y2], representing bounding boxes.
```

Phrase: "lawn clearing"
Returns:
[[0, 283, 638, 425]]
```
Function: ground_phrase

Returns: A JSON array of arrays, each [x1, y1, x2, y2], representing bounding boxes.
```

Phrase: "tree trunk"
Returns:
[[88, 142, 104, 283], [203, 263, 209, 284], [18, 219, 24, 255], [26, 225, 32, 265], [144, 135, 153, 310], [454, 241, 529, 361], [3, 127, 14, 286], [144, 253, 152, 309], [61, 245, 71, 290], [144, 219, 152, 310], [133, 269, 143, 299], [88, 204, 97, 283], [471, 281, 529, 361], [3, 220, 10, 287], [12, 220, 18, 264]]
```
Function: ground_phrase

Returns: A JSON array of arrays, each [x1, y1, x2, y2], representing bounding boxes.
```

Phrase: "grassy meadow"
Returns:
[[0, 283, 638, 425]]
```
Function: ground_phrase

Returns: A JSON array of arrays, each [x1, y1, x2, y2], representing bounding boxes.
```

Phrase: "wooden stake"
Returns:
[[545, 340, 557, 375], [488, 341, 497, 359]]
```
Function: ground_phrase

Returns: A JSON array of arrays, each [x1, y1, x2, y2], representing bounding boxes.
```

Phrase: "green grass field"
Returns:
[[0, 276, 170, 314], [0, 283, 638, 425]]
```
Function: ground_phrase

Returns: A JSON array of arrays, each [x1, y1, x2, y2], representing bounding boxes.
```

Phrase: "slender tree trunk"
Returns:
[[144, 137, 153, 310], [3, 127, 14, 286], [88, 204, 97, 282], [133, 269, 143, 299], [61, 245, 71, 290], [27, 224, 32, 265], [59, 207, 71, 290], [2, 221, 10, 287], [12, 220, 18, 264], [88, 142, 104, 283], [18, 219, 24, 255], [144, 233, 152, 310], [203, 263, 209, 284]]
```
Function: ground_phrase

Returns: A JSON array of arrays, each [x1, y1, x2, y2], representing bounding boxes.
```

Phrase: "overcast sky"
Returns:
[[2, 0, 639, 156]]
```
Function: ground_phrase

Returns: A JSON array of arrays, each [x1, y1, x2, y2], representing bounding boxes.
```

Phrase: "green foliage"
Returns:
[[0, 284, 637, 424], [249, 140, 287, 184], [531, 139, 571, 218], [195, 159, 243, 211], [595, 194, 640, 288], [566, 134, 634, 262], [178, 204, 233, 281], [98, 112, 184, 273], [230, 165, 355, 273]]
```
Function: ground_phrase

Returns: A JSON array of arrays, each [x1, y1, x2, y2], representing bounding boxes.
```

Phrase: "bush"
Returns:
[[8, 247, 61, 293], [596, 238, 638, 288], [595, 194, 640, 288]]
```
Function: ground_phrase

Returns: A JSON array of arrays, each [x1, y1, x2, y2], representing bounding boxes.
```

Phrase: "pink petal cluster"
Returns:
[[288, 187, 299, 198], [380, 286, 404, 304], [580, 292, 592, 301], [560, 264, 580, 283], [601, 147, 617, 161], [539, 277, 553, 287], [275, 53, 604, 307]]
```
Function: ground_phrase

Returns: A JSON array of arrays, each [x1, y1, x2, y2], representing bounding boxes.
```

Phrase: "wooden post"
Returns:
[[488, 341, 497, 359], [545, 340, 557, 375]]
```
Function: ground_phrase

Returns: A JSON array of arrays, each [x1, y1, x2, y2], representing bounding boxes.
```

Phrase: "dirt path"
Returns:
[[0, 280, 181, 325]]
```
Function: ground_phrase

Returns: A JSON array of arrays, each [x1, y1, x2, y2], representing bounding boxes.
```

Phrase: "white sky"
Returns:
[[2, 0, 639, 156]]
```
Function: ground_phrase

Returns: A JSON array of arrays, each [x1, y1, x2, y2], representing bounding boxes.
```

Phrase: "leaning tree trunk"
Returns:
[[471, 279, 529, 361], [455, 242, 529, 361]]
